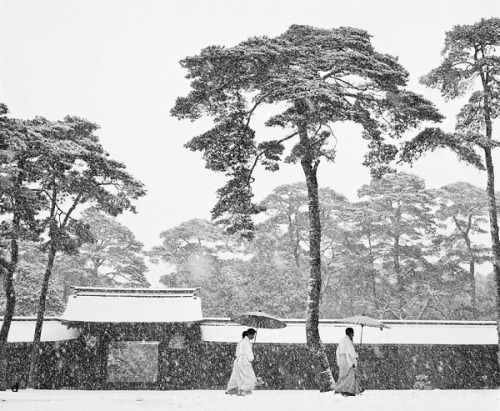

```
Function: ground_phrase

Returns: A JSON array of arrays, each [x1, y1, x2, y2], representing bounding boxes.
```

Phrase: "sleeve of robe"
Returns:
[[235, 340, 243, 357], [337, 336, 358, 368], [347, 339, 358, 368], [242, 338, 254, 362]]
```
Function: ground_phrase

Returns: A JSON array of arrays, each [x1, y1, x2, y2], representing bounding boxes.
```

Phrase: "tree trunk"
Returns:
[[0, 263, 16, 391], [299, 125, 335, 392], [393, 236, 405, 318], [483, 146, 500, 366], [27, 246, 57, 388], [478, 63, 500, 366], [456, 215, 477, 320], [367, 234, 378, 310], [288, 214, 301, 268], [0, 225, 19, 391], [468, 259, 477, 320]]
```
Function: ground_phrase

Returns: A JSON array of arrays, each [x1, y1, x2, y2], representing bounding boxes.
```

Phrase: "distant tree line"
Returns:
[[0, 208, 150, 316], [149, 176, 496, 321], [5, 172, 493, 323]]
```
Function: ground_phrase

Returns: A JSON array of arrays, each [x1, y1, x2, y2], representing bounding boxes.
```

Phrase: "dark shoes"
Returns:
[[225, 389, 246, 396], [226, 389, 252, 396]]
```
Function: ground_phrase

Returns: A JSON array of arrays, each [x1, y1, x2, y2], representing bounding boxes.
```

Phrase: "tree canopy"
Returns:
[[401, 17, 500, 365], [0, 110, 147, 388], [172, 24, 443, 236]]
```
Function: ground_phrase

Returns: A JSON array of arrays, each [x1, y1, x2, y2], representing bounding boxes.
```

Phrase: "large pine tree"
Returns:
[[171, 25, 442, 391]]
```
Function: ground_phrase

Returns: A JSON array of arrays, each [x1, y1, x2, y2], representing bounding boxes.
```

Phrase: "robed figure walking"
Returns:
[[334, 327, 363, 396], [226, 328, 257, 396]]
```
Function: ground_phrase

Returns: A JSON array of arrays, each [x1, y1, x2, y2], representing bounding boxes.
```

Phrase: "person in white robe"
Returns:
[[225, 328, 257, 396], [334, 327, 362, 396]]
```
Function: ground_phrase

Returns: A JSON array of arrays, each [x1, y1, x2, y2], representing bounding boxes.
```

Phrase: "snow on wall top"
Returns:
[[0, 317, 80, 342], [59, 287, 203, 323], [1, 316, 496, 345], [200, 318, 498, 345]]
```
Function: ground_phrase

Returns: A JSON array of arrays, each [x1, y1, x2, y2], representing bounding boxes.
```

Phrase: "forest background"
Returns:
[[0, 175, 496, 321]]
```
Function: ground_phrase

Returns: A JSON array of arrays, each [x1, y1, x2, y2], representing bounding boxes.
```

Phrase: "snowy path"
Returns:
[[0, 389, 499, 411]]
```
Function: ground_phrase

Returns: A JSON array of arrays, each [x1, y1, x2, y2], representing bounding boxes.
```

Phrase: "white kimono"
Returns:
[[226, 337, 256, 394], [336, 335, 358, 368], [334, 335, 361, 395]]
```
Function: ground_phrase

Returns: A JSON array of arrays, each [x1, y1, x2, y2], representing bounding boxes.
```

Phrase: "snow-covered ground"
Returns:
[[0, 389, 498, 411]]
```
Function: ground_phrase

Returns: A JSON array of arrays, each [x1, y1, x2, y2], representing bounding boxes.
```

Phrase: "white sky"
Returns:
[[1, 0, 500, 283]]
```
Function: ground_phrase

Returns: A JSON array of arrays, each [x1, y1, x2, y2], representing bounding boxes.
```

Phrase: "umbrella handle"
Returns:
[[359, 325, 364, 364], [253, 329, 258, 368]]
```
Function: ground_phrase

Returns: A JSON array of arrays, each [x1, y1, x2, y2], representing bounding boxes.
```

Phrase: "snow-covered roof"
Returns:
[[0, 317, 80, 343], [60, 287, 203, 323], [200, 318, 498, 345]]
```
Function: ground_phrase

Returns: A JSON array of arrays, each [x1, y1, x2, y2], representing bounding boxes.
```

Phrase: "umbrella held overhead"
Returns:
[[338, 314, 390, 354], [230, 311, 286, 343]]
